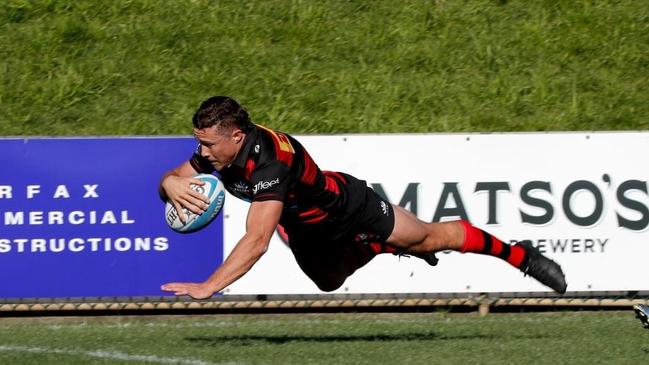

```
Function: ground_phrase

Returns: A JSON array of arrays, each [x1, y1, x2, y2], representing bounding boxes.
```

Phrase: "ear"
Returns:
[[232, 129, 244, 143]]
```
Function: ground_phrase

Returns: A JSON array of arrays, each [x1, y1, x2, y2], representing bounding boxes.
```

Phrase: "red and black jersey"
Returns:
[[189, 124, 349, 226]]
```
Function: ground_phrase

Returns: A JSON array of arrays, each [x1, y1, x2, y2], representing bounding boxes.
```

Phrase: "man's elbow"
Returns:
[[257, 237, 270, 255], [256, 244, 269, 257], [249, 235, 271, 257]]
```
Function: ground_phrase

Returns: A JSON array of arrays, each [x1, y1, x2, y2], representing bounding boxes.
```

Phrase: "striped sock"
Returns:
[[353, 233, 398, 255], [368, 242, 398, 255], [459, 220, 528, 269]]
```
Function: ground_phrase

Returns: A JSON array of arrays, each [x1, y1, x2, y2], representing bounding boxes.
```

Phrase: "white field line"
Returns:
[[0, 344, 244, 365]]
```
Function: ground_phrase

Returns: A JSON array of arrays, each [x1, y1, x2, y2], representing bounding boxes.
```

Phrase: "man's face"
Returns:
[[193, 125, 244, 171]]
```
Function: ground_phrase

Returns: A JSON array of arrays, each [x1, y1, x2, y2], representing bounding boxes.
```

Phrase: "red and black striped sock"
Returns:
[[353, 232, 398, 255], [368, 242, 398, 255], [459, 220, 528, 269]]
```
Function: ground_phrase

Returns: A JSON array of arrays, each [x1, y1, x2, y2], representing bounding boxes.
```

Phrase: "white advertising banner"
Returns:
[[222, 132, 648, 295]]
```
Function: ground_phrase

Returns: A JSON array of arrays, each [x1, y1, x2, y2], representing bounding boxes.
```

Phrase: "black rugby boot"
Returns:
[[413, 252, 439, 266], [394, 251, 439, 266], [517, 241, 567, 294], [634, 304, 649, 329]]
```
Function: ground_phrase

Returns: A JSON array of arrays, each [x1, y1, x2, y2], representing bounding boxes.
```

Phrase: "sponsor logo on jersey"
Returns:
[[232, 181, 250, 194], [253, 178, 280, 194]]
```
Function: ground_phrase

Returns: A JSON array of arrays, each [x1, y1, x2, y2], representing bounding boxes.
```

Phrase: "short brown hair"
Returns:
[[192, 96, 253, 132]]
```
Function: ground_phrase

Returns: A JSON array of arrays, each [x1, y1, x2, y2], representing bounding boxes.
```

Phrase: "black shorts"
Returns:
[[281, 173, 395, 284]]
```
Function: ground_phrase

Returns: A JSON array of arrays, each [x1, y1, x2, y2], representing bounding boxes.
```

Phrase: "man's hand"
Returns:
[[161, 175, 210, 222], [160, 201, 282, 300], [161, 282, 215, 300]]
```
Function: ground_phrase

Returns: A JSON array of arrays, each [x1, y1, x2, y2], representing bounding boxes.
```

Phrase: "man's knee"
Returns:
[[387, 205, 429, 248]]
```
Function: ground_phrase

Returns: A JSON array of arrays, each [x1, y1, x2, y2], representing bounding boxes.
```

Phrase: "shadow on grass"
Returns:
[[185, 331, 548, 345]]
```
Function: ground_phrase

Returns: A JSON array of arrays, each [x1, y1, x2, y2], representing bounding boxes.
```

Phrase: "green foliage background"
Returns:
[[1, 0, 648, 135]]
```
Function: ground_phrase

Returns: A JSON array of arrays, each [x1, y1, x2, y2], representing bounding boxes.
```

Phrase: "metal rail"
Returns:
[[1, 292, 647, 315]]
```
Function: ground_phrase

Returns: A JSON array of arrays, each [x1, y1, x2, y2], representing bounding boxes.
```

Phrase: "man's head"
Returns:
[[192, 96, 254, 132], [192, 96, 253, 171]]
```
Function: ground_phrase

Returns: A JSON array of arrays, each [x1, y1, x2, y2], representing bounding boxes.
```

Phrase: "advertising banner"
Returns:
[[223, 132, 649, 294], [2, 133, 646, 299], [0, 138, 223, 299]]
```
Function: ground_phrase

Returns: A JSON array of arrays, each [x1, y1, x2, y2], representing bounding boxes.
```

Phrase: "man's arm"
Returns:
[[161, 199, 283, 299], [159, 161, 210, 222]]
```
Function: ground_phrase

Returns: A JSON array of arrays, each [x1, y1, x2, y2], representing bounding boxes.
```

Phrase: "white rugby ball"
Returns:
[[165, 174, 226, 233]]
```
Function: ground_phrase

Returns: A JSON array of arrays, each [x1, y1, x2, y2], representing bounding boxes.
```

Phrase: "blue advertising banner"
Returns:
[[0, 137, 224, 299]]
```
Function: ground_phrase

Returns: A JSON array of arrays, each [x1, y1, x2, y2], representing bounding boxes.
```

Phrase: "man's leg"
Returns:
[[386, 205, 567, 294]]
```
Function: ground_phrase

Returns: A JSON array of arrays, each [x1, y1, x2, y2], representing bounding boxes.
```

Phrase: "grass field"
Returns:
[[1, 0, 648, 135], [2, 3, 648, 364], [0, 311, 646, 364]]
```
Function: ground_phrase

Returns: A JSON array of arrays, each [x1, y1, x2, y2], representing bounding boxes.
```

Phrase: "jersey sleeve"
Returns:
[[188, 144, 215, 174], [250, 160, 292, 202]]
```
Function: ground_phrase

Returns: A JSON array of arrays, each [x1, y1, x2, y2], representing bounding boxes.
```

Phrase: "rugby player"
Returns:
[[160, 96, 567, 299]]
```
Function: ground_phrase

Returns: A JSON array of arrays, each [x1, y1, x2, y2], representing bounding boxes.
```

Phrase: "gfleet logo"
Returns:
[[253, 178, 280, 194]]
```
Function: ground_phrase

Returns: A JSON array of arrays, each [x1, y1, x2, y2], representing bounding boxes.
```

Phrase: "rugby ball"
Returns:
[[165, 174, 225, 233]]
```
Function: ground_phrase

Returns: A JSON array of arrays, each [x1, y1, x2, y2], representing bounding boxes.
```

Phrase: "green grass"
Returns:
[[1, 0, 648, 136], [0, 311, 647, 364]]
